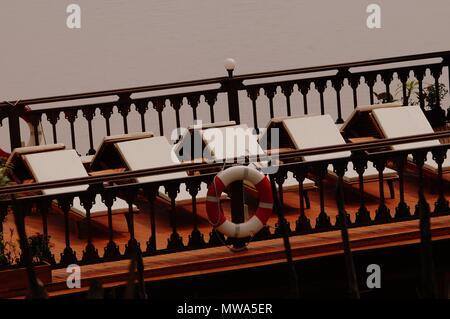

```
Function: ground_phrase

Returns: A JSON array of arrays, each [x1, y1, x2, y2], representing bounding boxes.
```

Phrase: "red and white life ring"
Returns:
[[206, 165, 273, 238]]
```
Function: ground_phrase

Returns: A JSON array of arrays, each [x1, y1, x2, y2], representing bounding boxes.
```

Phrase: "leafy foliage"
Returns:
[[0, 229, 20, 266], [27, 233, 53, 264], [0, 158, 12, 187]]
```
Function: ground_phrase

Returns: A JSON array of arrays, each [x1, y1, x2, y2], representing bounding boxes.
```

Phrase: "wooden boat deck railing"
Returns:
[[1, 50, 450, 298]]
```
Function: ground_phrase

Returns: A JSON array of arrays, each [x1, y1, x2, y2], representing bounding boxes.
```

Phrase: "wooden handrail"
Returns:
[[1, 50, 448, 108], [1, 130, 449, 196]]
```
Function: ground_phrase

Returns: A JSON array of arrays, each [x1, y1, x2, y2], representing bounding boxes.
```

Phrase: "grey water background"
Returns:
[[1, 0, 450, 154]]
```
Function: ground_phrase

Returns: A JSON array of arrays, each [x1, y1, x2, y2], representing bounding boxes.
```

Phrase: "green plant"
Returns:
[[422, 83, 448, 110], [0, 159, 11, 187], [395, 80, 419, 105], [27, 233, 53, 264], [0, 228, 20, 266]]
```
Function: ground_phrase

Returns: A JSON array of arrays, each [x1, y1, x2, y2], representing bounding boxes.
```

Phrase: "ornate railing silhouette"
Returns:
[[1, 51, 450, 298], [1, 50, 450, 154]]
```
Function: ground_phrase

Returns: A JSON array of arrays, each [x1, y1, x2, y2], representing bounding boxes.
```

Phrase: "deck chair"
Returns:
[[173, 120, 237, 162], [372, 105, 450, 174], [20, 148, 135, 235], [114, 136, 211, 205], [88, 131, 154, 171], [199, 123, 316, 207], [6, 143, 67, 183], [340, 102, 403, 141], [275, 114, 399, 197]]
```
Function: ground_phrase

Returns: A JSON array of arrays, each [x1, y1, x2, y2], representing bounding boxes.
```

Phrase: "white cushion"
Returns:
[[23, 149, 132, 216], [201, 124, 266, 162], [282, 114, 397, 181], [373, 106, 450, 171], [115, 136, 208, 201], [23, 150, 89, 195]]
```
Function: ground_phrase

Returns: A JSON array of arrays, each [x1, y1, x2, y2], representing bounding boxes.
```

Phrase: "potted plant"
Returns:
[[0, 158, 10, 188], [421, 83, 448, 127], [0, 231, 53, 297]]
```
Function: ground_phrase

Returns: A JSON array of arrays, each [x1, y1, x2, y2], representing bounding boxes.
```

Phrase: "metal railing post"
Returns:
[[8, 104, 22, 150], [223, 72, 242, 124]]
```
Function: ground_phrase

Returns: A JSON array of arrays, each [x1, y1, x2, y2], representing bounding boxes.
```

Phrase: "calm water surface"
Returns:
[[1, 0, 450, 153]]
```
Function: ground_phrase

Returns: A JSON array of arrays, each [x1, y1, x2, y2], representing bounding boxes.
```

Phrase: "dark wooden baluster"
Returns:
[[187, 94, 200, 121], [431, 65, 443, 110], [207, 176, 226, 246], [82, 107, 97, 155], [80, 193, 100, 262], [46, 111, 60, 144], [414, 67, 426, 110], [246, 87, 260, 132], [334, 159, 360, 299], [281, 83, 294, 116], [373, 158, 391, 222], [28, 113, 42, 146], [165, 183, 184, 249], [365, 73, 377, 105], [124, 190, 140, 256], [144, 186, 158, 254], [37, 199, 56, 264], [117, 94, 132, 134], [412, 150, 437, 298], [397, 69, 410, 106], [275, 169, 287, 207], [413, 150, 428, 216], [314, 163, 332, 229], [64, 110, 78, 151], [274, 172, 292, 236], [381, 71, 394, 102], [135, 100, 149, 132], [314, 79, 327, 115], [394, 154, 411, 219], [100, 105, 114, 136], [432, 149, 449, 215], [152, 97, 166, 136], [204, 92, 218, 123], [59, 197, 78, 265], [352, 154, 371, 224], [263, 85, 277, 119], [298, 80, 310, 115], [170, 96, 183, 138], [348, 76, 360, 109], [294, 168, 312, 232], [332, 77, 345, 124], [333, 159, 351, 227], [187, 180, 205, 248], [102, 191, 121, 259]]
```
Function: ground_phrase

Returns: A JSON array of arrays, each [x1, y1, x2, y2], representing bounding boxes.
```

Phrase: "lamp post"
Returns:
[[223, 58, 245, 250], [224, 58, 236, 78]]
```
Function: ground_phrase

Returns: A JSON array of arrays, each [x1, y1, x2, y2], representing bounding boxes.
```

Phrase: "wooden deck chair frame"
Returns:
[[12, 146, 137, 237], [197, 122, 317, 208], [111, 136, 212, 206], [372, 105, 450, 181], [263, 115, 399, 199]]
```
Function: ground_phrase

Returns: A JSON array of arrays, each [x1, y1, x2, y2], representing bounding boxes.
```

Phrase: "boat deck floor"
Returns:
[[3, 172, 450, 297]]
